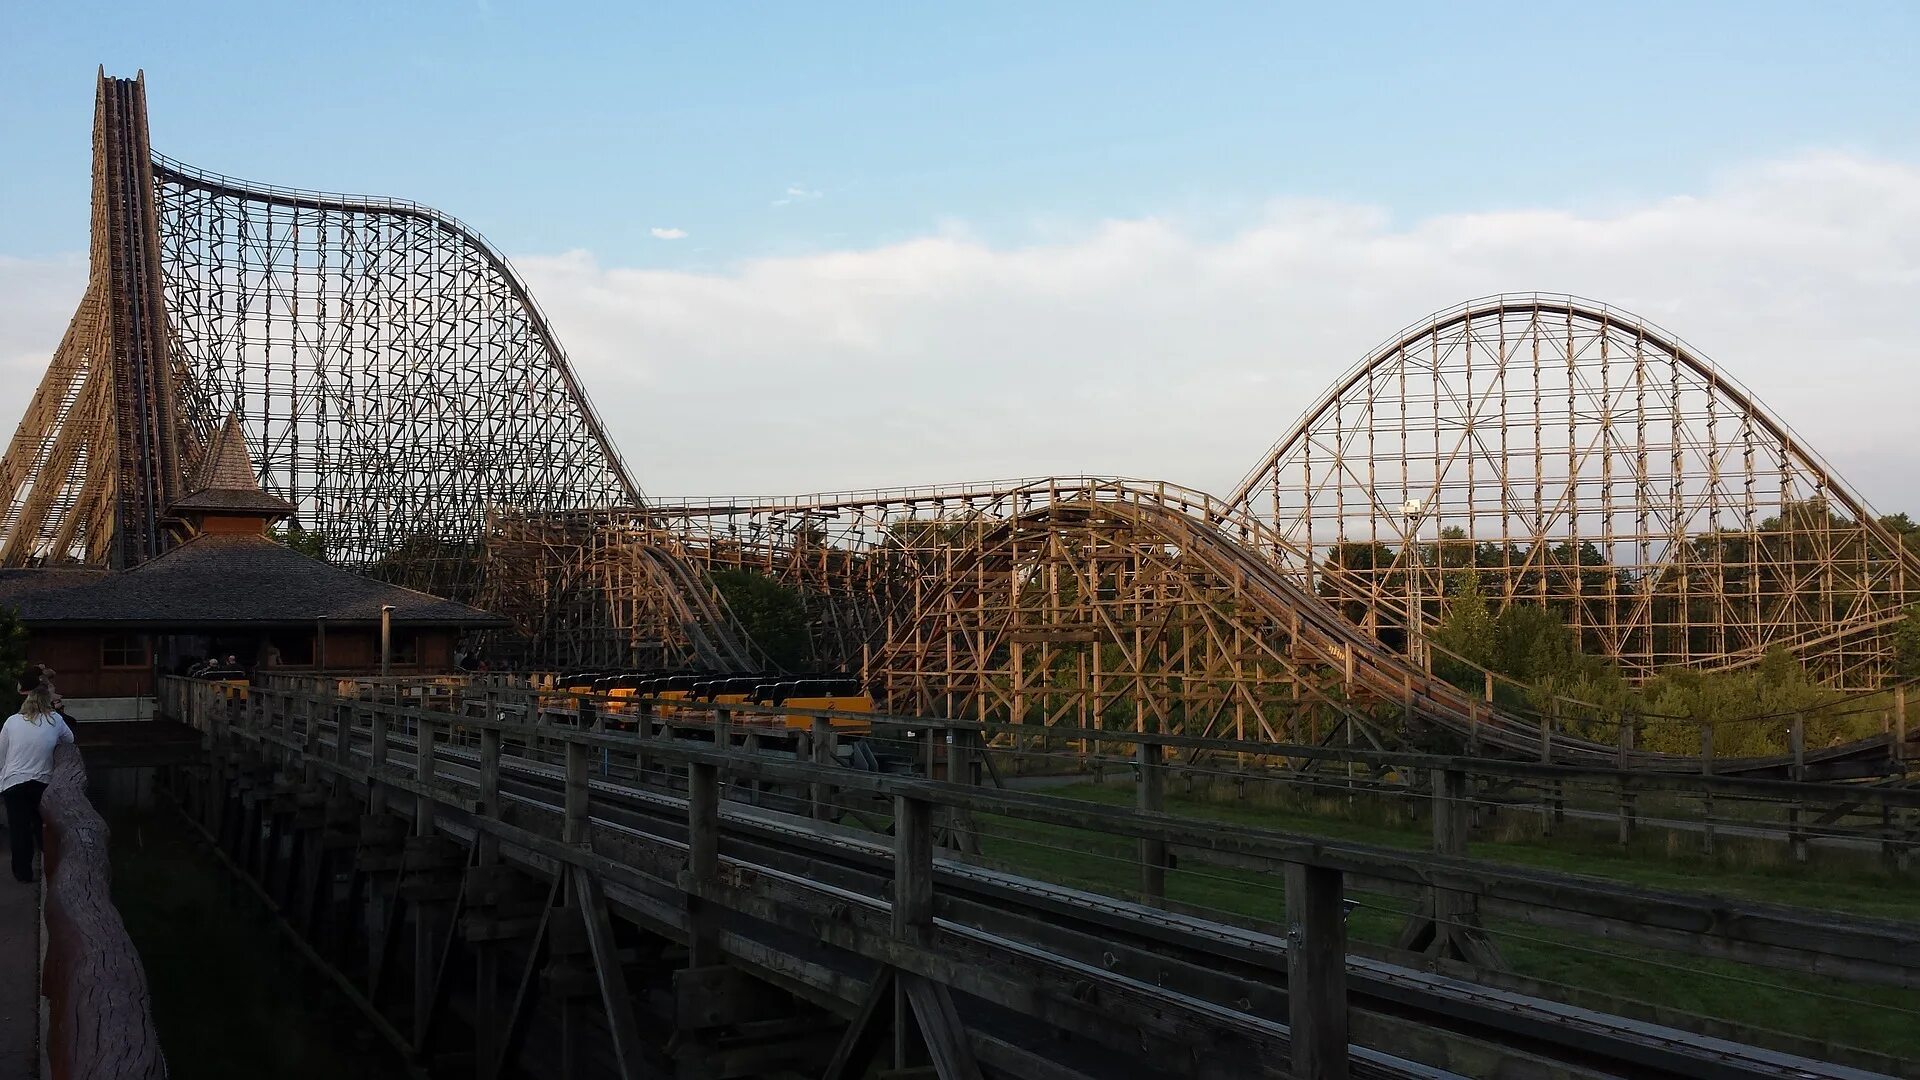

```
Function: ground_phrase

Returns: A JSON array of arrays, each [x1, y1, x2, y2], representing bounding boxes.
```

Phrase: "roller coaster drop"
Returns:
[[4, 72, 1916, 775]]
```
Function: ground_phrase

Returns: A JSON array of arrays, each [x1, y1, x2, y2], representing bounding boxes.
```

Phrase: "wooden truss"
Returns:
[[1228, 294, 1920, 688]]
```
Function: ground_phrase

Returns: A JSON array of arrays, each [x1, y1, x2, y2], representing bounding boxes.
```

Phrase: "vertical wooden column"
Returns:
[[205, 694, 228, 842], [1789, 713, 1807, 863], [301, 692, 322, 786], [1136, 739, 1167, 904], [1429, 767, 1474, 952], [474, 721, 503, 1074], [416, 717, 439, 835], [1615, 716, 1637, 847], [369, 699, 391, 815], [811, 717, 836, 821], [1539, 706, 1562, 835], [332, 692, 351, 774], [945, 726, 977, 853], [1700, 724, 1716, 857], [479, 725, 502, 861], [633, 704, 652, 789], [686, 761, 721, 968], [893, 795, 934, 939], [564, 736, 589, 845], [893, 793, 934, 1071], [412, 714, 440, 1051], [1897, 687, 1908, 766], [1286, 861, 1349, 1080]]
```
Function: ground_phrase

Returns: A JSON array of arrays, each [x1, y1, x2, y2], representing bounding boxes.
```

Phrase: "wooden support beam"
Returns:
[[572, 869, 649, 1079], [1136, 739, 1167, 904], [893, 795, 934, 941], [1285, 862, 1348, 1080], [687, 761, 721, 968], [564, 735, 590, 845], [491, 874, 560, 1080], [898, 974, 983, 1080], [821, 968, 897, 1080]]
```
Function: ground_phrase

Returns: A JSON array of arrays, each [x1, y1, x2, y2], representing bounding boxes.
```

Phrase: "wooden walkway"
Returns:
[[0, 831, 37, 1079]]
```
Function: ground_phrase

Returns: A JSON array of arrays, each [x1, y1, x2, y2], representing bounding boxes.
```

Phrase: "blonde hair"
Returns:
[[18, 686, 54, 723], [17, 665, 55, 724]]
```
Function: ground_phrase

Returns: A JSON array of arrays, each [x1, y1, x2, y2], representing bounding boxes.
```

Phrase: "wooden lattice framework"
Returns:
[[484, 480, 1544, 755], [1228, 295, 1920, 688], [0, 71, 637, 591]]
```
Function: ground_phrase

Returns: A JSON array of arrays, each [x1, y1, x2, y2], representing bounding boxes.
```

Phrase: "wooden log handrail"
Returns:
[[40, 740, 167, 1079], [168, 676, 1920, 988]]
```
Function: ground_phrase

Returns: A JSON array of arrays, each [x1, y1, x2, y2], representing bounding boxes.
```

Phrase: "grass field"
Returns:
[[963, 780, 1920, 1062]]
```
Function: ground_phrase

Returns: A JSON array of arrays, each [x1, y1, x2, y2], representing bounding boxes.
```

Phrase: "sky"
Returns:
[[1, 2, 1918, 504]]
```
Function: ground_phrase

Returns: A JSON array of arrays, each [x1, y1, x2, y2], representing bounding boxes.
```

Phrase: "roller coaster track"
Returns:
[[8, 74, 1914, 780], [529, 480, 1913, 777]]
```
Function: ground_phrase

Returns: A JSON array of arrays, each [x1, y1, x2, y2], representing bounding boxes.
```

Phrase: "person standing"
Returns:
[[0, 665, 75, 883]]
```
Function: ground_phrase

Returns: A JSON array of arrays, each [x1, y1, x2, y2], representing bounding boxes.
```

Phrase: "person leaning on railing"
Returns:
[[0, 664, 75, 883]]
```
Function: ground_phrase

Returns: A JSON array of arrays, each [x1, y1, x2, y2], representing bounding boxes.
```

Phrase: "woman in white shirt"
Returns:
[[0, 665, 75, 883]]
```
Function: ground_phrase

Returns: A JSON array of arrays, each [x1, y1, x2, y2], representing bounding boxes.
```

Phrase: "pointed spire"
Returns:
[[170, 413, 294, 522], [191, 413, 265, 495]]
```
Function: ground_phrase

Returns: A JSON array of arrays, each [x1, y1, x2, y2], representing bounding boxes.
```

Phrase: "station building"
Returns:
[[0, 416, 506, 719]]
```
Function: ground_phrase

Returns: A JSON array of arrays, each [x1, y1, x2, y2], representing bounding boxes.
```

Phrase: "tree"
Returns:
[[710, 569, 814, 672], [269, 525, 328, 561], [1431, 571, 1496, 691], [1895, 605, 1920, 681], [0, 607, 29, 717]]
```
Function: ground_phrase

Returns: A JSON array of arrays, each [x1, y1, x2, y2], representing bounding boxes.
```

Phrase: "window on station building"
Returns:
[[266, 632, 315, 666], [390, 631, 419, 666], [100, 634, 148, 669]]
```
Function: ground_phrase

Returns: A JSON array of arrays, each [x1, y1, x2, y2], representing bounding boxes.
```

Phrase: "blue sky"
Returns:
[[2, 3, 1919, 503], [3, 2, 1916, 265]]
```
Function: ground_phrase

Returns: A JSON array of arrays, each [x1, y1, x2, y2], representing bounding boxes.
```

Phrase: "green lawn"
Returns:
[[1053, 780, 1920, 919], [964, 782, 1920, 1062]]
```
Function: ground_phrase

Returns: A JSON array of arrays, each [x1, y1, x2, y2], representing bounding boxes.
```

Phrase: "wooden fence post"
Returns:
[[811, 717, 835, 821], [416, 716, 439, 836], [1897, 686, 1908, 765], [945, 726, 978, 854], [893, 794, 934, 940], [369, 700, 390, 816], [479, 725, 501, 860], [1137, 738, 1167, 904], [564, 736, 589, 845], [686, 761, 720, 968], [1286, 861, 1349, 1080], [1789, 713, 1807, 864], [1616, 716, 1637, 847], [1700, 723, 1716, 857]]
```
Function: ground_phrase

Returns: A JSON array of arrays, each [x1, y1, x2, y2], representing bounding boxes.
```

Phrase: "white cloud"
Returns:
[[3, 153, 1917, 516], [773, 185, 822, 207], [649, 227, 687, 240], [518, 152, 1920, 505]]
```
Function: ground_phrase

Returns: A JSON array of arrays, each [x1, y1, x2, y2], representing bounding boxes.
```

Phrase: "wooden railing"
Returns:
[[40, 741, 166, 1079], [160, 674, 1920, 1079]]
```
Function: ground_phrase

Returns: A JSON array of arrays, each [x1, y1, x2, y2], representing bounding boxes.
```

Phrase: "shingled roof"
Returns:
[[0, 534, 505, 630], [169, 413, 296, 517]]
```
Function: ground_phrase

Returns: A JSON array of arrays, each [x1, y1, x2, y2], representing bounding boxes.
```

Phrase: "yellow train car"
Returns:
[[752, 678, 874, 733]]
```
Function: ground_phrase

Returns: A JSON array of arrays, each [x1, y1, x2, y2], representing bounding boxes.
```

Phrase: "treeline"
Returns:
[[1428, 571, 1903, 757]]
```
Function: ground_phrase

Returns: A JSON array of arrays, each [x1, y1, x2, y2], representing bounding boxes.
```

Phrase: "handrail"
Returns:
[[265, 674, 1919, 803], [166, 675, 1920, 990], [40, 741, 167, 1079]]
